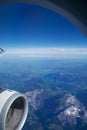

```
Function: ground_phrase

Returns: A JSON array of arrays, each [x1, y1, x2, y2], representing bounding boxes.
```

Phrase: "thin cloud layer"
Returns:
[[5, 48, 87, 58]]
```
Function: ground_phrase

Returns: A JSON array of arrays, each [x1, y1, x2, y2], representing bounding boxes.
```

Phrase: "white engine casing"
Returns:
[[0, 89, 28, 130]]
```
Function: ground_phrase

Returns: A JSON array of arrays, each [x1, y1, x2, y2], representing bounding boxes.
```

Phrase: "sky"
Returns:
[[0, 3, 87, 49]]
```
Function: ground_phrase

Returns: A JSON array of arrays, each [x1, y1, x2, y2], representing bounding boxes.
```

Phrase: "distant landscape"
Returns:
[[0, 52, 87, 130]]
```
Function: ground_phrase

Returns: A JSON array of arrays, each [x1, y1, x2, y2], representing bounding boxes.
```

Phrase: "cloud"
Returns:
[[5, 48, 87, 58]]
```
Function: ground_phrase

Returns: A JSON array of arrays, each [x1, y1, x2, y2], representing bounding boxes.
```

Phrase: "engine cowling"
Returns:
[[0, 88, 28, 130]]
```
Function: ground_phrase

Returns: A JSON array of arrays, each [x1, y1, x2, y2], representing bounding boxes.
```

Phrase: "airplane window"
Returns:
[[0, 3, 87, 130]]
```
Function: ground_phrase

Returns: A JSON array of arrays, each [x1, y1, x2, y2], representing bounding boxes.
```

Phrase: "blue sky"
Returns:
[[0, 3, 87, 49]]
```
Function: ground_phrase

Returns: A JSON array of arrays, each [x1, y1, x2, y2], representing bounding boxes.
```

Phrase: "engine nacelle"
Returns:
[[0, 88, 28, 130]]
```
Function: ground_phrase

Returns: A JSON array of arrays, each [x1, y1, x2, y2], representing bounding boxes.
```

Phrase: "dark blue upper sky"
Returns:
[[0, 3, 87, 48]]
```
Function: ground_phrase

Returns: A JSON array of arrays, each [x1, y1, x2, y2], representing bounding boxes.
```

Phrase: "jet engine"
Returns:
[[0, 88, 28, 130]]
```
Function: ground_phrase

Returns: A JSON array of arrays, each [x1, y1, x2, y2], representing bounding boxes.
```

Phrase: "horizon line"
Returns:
[[2, 47, 87, 58], [5, 47, 87, 53]]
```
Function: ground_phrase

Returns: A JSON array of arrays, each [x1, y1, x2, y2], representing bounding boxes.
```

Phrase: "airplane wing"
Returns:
[[0, 48, 5, 54]]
